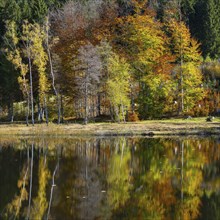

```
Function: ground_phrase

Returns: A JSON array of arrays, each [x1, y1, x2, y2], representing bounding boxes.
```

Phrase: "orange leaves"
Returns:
[[154, 54, 175, 76], [154, 178, 176, 208], [114, 12, 173, 77]]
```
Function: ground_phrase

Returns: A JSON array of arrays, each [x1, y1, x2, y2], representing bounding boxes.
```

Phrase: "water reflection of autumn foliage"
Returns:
[[0, 137, 219, 219]]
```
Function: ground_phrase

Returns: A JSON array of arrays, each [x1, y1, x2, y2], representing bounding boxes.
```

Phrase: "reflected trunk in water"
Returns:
[[27, 143, 34, 219], [47, 159, 59, 220]]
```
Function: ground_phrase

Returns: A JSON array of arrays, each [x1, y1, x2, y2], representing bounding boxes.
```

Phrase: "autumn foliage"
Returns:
[[1, 0, 215, 123]]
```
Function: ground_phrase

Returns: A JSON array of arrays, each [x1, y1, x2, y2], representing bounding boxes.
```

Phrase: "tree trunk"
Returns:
[[20, 73, 30, 126], [61, 95, 64, 123], [27, 143, 34, 219], [26, 96, 30, 126], [8, 100, 14, 123], [28, 56, 34, 126], [181, 140, 184, 200], [97, 93, 101, 116], [96, 139, 101, 165], [179, 0, 184, 115], [84, 80, 88, 125], [44, 96, 49, 125], [121, 99, 126, 122], [130, 87, 135, 113], [37, 101, 43, 123], [47, 159, 59, 220], [57, 94, 61, 124], [178, 69, 184, 115], [46, 17, 61, 124], [110, 105, 114, 122], [115, 106, 120, 123]]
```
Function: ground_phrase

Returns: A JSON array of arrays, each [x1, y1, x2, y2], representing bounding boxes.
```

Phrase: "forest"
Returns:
[[0, 0, 220, 125]]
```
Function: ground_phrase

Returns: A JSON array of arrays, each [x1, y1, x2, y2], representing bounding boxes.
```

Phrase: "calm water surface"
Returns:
[[0, 137, 219, 220]]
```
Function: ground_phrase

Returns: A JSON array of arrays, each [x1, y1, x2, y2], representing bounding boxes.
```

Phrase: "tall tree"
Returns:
[[4, 20, 49, 125], [106, 53, 130, 122], [45, 16, 62, 123], [4, 21, 29, 123], [167, 18, 204, 114], [114, 7, 174, 118], [74, 43, 102, 124]]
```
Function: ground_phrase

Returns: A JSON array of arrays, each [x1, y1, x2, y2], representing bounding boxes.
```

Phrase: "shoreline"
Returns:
[[0, 120, 219, 137]]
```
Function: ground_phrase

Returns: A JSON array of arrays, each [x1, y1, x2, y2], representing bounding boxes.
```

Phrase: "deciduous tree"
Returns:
[[106, 53, 130, 122], [74, 43, 102, 124]]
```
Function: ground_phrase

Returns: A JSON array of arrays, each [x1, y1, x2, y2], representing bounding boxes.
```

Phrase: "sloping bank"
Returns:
[[0, 121, 219, 137]]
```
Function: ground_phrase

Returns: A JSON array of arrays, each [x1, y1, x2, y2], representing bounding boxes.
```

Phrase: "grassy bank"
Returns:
[[0, 117, 219, 137]]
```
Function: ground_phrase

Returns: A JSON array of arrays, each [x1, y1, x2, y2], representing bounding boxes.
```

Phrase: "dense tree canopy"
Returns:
[[0, 0, 220, 123]]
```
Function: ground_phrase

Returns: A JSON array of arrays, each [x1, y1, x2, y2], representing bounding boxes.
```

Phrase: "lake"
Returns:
[[0, 136, 219, 220]]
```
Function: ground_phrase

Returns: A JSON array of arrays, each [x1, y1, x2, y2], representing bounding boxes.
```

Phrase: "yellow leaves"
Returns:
[[5, 20, 19, 45], [30, 158, 50, 220], [22, 21, 48, 64], [185, 39, 202, 63], [19, 21, 49, 104], [3, 165, 29, 219], [107, 139, 131, 210], [131, 0, 151, 15], [172, 63, 205, 112], [108, 55, 130, 80], [138, 195, 165, 219], [107, 53, 131, 119], [177, 196, 201, 220], [115, 12, 172, 82], [166, 18, 204, 114], [126, 14, 164, 53], [6, 52, 15, 63], [39, 72, 50, 103], [116, 13, 161, 54], [31, 26, 49, 102], [168, 19, 190, 44], [21, 21, 46, 44], [4, 19, 51, 112], [167, 18, 202, 64], [185, 170, 203, 196], [4, 22, 31, 98]]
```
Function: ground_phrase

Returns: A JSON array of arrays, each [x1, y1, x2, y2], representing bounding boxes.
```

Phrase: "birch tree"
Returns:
[[22, 21, 49, 125], [4, 20, 49, 125], [30, 22, 49, 124], [45, 16, 62, 124]]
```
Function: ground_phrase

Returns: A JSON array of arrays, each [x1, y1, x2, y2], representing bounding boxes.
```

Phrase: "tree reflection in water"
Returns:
[[0, 136, 219, 220]]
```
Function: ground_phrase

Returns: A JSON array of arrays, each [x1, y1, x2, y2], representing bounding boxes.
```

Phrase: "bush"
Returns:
[[127, 111, 139, 122]]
